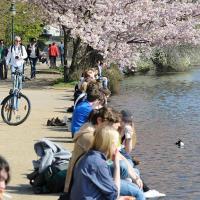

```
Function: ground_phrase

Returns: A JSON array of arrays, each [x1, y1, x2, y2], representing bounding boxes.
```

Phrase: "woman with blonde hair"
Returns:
[[70, 125, 122, 199]]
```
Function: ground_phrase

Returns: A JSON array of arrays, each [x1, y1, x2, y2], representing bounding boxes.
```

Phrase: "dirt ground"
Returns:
[[0, 64, 74, 200]]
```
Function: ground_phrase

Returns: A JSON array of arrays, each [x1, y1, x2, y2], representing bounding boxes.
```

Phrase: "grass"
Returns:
[[52, 78, 77, 89]]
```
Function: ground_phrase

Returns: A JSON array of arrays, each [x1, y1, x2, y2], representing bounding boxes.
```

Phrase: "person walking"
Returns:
[[0, 40, 8, 80], [49, 42, 59, 68], [6, 36, 27, 89], [27, 38, 40, 79], [59, 40, 64, 66]]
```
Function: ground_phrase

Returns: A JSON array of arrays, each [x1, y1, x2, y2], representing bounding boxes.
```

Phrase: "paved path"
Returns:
[[0, 64, 74, 200]]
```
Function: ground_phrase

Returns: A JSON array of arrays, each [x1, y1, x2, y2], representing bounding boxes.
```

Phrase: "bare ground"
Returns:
[[0, 64, 74, 200]]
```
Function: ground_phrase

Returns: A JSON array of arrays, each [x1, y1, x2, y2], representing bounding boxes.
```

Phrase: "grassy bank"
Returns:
[[52, 78, 77, 89], [136, 45, 200, 74]]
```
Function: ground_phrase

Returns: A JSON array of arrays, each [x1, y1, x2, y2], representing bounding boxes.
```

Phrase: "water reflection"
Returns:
[[111, 68, 200, 200]]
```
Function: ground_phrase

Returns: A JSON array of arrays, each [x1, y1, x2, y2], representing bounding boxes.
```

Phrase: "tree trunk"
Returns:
[[63, 26, 71, 82], [70, 37, 81, 73]]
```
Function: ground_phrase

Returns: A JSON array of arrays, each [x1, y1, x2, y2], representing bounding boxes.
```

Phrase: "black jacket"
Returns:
[[27, 43, 40, 58]]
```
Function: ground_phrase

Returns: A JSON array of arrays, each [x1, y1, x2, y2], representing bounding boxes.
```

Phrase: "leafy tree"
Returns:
[[0, 0, 44, 45]]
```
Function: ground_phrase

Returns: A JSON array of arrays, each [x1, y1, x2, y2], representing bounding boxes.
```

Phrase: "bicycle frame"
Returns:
[[11, 67, 23, 111]]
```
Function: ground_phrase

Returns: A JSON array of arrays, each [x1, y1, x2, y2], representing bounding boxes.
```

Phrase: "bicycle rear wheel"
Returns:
[[1, 93, 31, 126]]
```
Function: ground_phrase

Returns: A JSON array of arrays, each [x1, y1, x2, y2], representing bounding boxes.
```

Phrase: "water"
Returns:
[[111, 68, 200, 200]]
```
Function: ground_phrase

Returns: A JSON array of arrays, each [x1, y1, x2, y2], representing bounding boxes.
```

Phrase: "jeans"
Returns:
[[50, 56, 57, 68], [120, 180, 146, 200], [108, 160, 145, 200], [29, 57, 38, 78], [60, 54, 64, 66], [11, 66, 23, 90]]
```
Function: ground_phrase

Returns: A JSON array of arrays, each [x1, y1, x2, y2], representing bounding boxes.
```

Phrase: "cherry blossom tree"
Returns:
[[25, 0, 200, 71]]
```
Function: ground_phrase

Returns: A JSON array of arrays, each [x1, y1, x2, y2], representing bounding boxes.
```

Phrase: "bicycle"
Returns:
[[1, 67, 31, 125]]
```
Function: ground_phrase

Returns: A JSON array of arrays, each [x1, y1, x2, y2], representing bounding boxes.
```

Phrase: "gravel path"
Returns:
[[0, 63, 74, 200]]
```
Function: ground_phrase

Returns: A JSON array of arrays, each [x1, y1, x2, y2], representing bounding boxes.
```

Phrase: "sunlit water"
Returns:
[[111, 68, 200, 200]]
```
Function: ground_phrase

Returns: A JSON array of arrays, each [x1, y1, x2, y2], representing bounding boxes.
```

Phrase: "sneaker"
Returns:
[[144, 190, 166, 198]]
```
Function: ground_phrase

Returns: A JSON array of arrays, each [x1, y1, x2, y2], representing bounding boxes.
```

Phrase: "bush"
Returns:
[[136, 59, 154, 74], [102, 64, 123, 94], [152, 47, 191, 72]]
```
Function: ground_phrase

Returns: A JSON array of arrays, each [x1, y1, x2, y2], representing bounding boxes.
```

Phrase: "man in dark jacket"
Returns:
[[0, 40, 8, 80], [27, 38, 40, 79]]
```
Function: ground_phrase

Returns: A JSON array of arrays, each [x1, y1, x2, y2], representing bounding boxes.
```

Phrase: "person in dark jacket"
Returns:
[[0, 40, 8, 80], [27, 38, 40, 79]]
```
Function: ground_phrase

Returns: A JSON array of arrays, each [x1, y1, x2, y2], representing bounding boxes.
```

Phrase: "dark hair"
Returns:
[[30, 38, 36, 43], [0, 155, 10, 184], [121, 110, 133, 123], [89, 107, 121, 125], [86, 81, 101, 102]]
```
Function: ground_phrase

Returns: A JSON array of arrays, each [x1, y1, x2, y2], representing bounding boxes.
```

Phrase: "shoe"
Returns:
[[47, 118, 56, 126], [67, 106, 74, 113], [144, 190, 166, 198], [47, 119, 51, 126], [55, 117, 62, 124]]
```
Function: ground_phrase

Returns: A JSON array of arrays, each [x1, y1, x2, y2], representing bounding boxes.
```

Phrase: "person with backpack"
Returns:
[[6, 36, 27, 89], [27, 38, 40, 79]]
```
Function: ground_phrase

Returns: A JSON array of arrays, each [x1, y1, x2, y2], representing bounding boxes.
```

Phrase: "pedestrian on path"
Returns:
[[27, 38, 40, 79], [0, 40, 8, 80], [59, 40, 64, 66], [49, 42, 59, 68]]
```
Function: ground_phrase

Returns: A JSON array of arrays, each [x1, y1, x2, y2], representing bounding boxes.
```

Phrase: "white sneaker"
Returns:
[[144, 189, 166, 198]]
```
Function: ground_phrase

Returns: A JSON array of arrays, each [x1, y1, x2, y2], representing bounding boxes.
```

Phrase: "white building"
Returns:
[[43, 25, 62, 36]]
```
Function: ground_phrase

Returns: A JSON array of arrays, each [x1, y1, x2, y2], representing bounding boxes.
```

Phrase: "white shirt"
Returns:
[[6, 45, 27, 72], [30, 45, 37, 58]]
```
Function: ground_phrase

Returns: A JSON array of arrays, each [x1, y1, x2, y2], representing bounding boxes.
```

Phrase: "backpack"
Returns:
[[27, 162, 68, 194], [11, 45, 24, 56]]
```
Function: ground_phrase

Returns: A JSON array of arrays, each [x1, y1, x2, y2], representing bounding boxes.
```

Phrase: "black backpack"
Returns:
[[27, 162, 67, 194]]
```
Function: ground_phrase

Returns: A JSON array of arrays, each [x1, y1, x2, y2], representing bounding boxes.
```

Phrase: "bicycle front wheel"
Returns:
[[1, 93, 31, 126]]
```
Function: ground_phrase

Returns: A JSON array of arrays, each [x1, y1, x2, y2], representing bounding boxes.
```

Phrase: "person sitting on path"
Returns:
[[64, 107, 145, 200], [27, 38, 40, 79], [119, 110, 166, 198], [0, 155, 10, 200], [6, 36, 27, 90], [70, 125, 141, 200], [71, 81, 102, 137]]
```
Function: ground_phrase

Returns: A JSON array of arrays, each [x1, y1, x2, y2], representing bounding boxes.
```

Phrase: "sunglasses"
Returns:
[[15, 40, 21, 42]]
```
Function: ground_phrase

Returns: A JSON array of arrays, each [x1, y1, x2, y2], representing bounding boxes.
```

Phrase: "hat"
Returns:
[[121, 110, 133, 122]]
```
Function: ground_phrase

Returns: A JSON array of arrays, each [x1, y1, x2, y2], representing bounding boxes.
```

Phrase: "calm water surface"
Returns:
[[111, 68, 200, 200]]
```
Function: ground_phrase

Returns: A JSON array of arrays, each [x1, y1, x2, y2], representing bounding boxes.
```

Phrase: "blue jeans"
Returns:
[[60, 54, 64, 66], [108, 160, 145, 200], [120, 180, 146, 200], [29, 57, 38, 78]]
